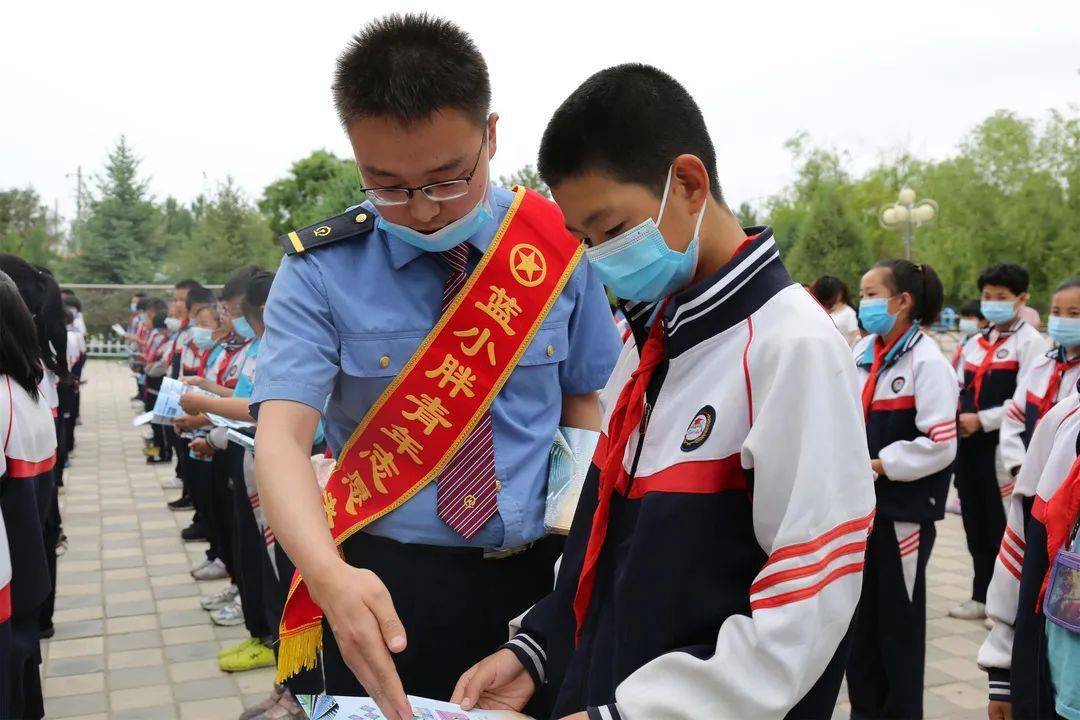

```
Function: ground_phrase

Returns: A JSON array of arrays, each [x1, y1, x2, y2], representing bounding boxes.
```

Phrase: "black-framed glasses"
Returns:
[[359, 135, 487, 206]]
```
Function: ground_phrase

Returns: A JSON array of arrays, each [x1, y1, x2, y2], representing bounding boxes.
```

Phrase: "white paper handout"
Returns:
[[149, 377, 214, 425], [226, 429, 255, 451], [546, 425, 601, 535], [111, 323, 127, 337], [132, 411, 154, 427], [205, 412, 255, 430], [297, 693, 533, 720]]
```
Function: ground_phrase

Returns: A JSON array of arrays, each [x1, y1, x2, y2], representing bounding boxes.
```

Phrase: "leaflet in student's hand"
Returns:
[[296, 693, 534, 720]]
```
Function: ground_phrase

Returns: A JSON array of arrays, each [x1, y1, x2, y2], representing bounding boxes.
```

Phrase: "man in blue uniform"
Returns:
[[251, 14, 620, 720]]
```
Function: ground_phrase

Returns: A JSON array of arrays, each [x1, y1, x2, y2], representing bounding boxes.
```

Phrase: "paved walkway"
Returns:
[[43, 360, 992, 720]]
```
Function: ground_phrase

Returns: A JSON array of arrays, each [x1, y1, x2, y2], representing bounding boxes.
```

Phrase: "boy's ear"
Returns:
[[1018, 292, 1029, 305], [671, 154, 710, 207]]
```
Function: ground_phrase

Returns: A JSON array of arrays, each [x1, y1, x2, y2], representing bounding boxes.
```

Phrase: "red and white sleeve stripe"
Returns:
[[1005, 401, 1025, 424], [997, 525, 1025, 581], [749, 511, 874, 611], [927, 419, 957, 444], [898, 527, 921, 558]]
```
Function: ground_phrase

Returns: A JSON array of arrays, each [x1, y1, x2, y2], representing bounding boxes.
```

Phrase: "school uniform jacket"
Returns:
[[0, 375, 57, 621], [854, 329, 959, 524], [1000, 347, 1080, 475], [506, 229, 876, 720], [957, 320, 1049, 438], [179, 339, 211, 378], [978, 389, 1079, 716]]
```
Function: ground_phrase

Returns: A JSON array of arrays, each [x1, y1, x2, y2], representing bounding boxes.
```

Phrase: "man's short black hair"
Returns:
[[174, 279, 202, 293], [960, 299, 983, 319], [539, 63, 723, 202], [333, 13, 490, 127], [185, 286, 216, 311], [977, 263, 1029, 294]]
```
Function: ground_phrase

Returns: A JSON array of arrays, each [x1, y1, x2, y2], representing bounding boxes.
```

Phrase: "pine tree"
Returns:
[[68, 137, 160, 282]]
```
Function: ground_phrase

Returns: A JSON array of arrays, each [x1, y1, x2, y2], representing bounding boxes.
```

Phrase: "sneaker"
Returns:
[[146, 454, 170, 464], [192, 557, 229, 581], [219, 635, 261, 661], [211, 598, 245, 627], [238, 684, 285, 719], [201, 584, 239, 611], [948, 599, 986, 620], [945, 496, 962, 515], [56, 533, 68, 557], [168, 495, 193, 511], [181, 522, 208, 542], [219, 637, 274, 672]]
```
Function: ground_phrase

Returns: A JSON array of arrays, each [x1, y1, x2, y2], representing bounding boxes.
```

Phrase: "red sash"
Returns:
[[275, 187, 583, 681]]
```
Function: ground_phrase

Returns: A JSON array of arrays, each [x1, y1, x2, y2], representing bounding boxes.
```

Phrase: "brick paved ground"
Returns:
[[42, 359, 992, 719]]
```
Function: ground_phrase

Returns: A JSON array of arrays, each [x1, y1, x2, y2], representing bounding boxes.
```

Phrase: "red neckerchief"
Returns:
[[1040, 352, 1080, 419], [215, 339, 248, 387], [1038, 452, 1080, 611], [861, 325, 912, 418], [970, 333, 1010, 411], [193, 342, 215, 377]]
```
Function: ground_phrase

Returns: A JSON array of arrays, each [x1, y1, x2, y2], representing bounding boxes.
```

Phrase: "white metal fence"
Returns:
[[86, 335, 130, 359]]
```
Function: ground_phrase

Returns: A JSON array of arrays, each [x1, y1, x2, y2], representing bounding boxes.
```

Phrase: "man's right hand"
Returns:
[[308, 563, 412, 720], [988, 700, 1013, 720], [451, 648, 536, 712]]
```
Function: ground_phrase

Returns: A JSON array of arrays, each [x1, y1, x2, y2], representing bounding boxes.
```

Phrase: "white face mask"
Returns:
[[164, 317, 181, 332]]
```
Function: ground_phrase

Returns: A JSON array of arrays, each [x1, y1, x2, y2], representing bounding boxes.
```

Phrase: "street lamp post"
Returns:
[[879, 187, 938, 260]]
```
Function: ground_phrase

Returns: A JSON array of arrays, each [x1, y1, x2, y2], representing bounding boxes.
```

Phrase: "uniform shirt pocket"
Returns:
[[339, 333, 425, 378], [517, 322, 569, 367]]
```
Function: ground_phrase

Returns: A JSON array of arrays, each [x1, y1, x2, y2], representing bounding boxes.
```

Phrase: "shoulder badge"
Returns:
[[279, 208, 376, 256]]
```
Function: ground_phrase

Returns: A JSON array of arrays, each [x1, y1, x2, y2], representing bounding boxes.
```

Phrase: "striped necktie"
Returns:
[[435, 244, 499, 539]]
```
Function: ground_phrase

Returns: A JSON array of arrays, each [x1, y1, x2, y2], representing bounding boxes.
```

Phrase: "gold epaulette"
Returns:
[[279, 208, 375, 255]]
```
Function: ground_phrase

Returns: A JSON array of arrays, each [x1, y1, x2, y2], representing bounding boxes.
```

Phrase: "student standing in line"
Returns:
[[847, 259, 959, 719], [812, 274, 861, 347], [952, 263, 1049, 620]]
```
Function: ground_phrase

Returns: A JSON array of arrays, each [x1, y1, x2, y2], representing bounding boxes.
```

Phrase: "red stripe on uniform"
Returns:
[[0, 583, 10, 623], [750, 561, 864, 611], [760, 511, 875, 571], [870, 396, 916, 412], [743, 317, 755, 426], [998, 552, 1022, 581], [627, 454, 747, 499], [749, 540, 866, 595], [899, 533, 921, 551], [1000, 535, 1024, 567], [4, 454, 57, 478], [1005, 526, 1026, 551]]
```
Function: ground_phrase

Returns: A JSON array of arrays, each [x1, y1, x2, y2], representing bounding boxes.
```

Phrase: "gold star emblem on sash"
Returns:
[[510, 243, 547, 287]]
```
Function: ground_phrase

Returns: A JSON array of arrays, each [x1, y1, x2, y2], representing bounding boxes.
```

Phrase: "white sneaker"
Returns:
[[211, 598, 245, 626], [948, 599, 986, 620], [191, 558, 229, 581], [201, 584, 239, 611]]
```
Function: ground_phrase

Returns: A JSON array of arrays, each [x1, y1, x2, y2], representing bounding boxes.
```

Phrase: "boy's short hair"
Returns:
[[185, 286, 216, 311], [539, 63, 722, 202], [333, 13, 490, 127], [959, 299, 983, 319], [221, 265, 262, 302], [977, 263, 1029, 294], [174, 279, 202, 293]]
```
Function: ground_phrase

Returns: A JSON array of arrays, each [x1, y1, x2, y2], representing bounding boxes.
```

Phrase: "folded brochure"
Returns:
[[297, 694, 532, 720]]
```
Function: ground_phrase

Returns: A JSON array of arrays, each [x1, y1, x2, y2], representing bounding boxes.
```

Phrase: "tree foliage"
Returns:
[[259, 150, 363, 237], [0, 187, 62, 266], [499, 165, 550, 197]]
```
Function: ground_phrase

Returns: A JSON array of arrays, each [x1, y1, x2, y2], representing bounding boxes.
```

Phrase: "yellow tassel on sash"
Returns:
[[275, 624, 323, 684]]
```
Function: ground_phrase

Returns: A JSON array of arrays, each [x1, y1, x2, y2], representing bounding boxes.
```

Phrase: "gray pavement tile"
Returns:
[[172, 676, 239, 702], [105, 629, 163, 652], [104, 599, 157, 617], [51, 619, 106, 640], [165, 640, 223, 662], [45, 656, 107, 678], [41, 691, 108, 718], [114, 705, 179, 720], [107, 663, 170, 690], [160, 609, 214, 629]]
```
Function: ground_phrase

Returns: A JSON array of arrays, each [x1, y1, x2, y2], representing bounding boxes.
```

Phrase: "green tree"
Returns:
[[259, 150, 363, 237], [733, 201, 759, 227], [0, 187, 62, 266], [170, 178, 278, 282], [66, 137, 160, 282], [499, 164, 550, 197]]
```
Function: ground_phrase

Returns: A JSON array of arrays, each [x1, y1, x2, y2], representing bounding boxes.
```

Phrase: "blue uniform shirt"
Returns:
[[251, 184, 621, 549]]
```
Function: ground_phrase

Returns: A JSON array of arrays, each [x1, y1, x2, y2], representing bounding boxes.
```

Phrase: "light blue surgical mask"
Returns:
[[1048, 316, 1080, 348], [981, 300, 1017, 326], [585, 167, 705, 302], [377, 190, 494, 253], [232, 316, 256, 340], [958, 318, 980, 337], [164, 317, 181, 332], [191, 327, 215, 350], [858, 297, 897, 336], [130, 302, 137, 312]]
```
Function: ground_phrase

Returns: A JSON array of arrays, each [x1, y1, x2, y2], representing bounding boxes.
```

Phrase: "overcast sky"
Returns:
[[2, 0, 1077, 227]]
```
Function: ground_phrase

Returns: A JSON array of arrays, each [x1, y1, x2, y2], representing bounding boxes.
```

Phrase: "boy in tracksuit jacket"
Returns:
[[453, 64, 875, 720], [1000, 278, 1080, 479], [848, 259, 959, 719], [979, 386, 1080, 719], [953, 263, 1049, 620]]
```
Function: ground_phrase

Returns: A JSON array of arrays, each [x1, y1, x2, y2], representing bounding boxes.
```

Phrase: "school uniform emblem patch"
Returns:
[[681, 405, 715, 451], [996, 348, 1009, 359], [891, 377, 906, 393]]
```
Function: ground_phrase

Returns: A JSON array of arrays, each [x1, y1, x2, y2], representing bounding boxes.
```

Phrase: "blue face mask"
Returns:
[[164, 317, 181, 332], [130, 303, 138, 312], [585, 167, 705, 302], [1049, 316, 1080, 348], [191, 327, 215, 350], [232, 316, 256, 340], [981, 300, 1017, 325], [377, 189, 494, 253], [958, 318, 980, 337], [858, 297, 897, 336]]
